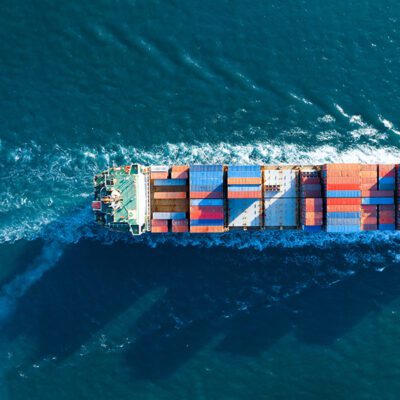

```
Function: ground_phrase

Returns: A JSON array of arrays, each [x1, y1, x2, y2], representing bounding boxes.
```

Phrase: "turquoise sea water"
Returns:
[[1, 1, 400, 398]]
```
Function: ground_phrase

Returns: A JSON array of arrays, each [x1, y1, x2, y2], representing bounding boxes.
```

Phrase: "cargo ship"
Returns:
[[92, 163, 399, 235]]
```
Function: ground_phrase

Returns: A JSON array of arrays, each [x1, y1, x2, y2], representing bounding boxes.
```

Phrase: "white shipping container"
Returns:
[[264, 169, 298, 198], [228, 199, 261, 227], [150, 165, 170, 172], [264, 197, 297, 227]]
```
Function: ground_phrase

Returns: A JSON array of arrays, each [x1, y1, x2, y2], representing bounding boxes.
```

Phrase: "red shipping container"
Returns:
[[361, 205, 377, 212], [151, 172, 169, 179], [361, 224, 377, 231], [190, 226, 225, 233], [300, 191, 321, 198], [172, 225, 188, 233], [361, 216, 378, 224], [228, 191, 262, 199], [361, 190, 394, 197], [154, 192, 187, 199], [326, 198, 361, 205], [190, 206, 223, 213], [379, 205, 395, 211], [326, 184, 361, 190], [301, 177, 321, 184], [190, 211, 224, 219], [190, 191, 224, 199], [151, 220, 168, 227], [172, 219, 188, 226], [151, 226, 169, 233], [379, 217, 396, 224]]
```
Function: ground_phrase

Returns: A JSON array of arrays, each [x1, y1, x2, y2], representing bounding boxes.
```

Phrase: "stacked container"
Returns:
[[300, 169, 322, 232], [397, 164, 400, 230], [227, 166, 262, 228], [150, 165, 189, 233], [264, 169, 298, 228], [378, 164, 395, 230], [360, 164, 378, 230], [189, 165, 224, 233], [323, 164, 361, 232]]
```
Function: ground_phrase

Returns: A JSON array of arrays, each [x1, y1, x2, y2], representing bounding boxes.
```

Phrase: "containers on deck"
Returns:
[[227, 166, 262, 227], [323, 164, 361, 232], [150, 165, 189, 233], [264, 169, 297, 227], [300, 170, 322, 232], [189, 165, 224, 233], [148, 163, 399, 234]]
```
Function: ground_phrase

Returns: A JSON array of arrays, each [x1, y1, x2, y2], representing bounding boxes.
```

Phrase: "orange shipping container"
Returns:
[[171, 165, 189, 172], [360, 164, 377, 171], [151, 226, 169, 233], [172, 225, 189, 233], [323, 177, 361, 183], [323, 164, 361, 170], [151, 172, 169, 179], [171, 171, 188, 179], [327, 205, 360, 212], [360, 171, 377, 178], [190, 226, 225, 233], [154, 192, 187, 199], [228, 178, 262, 185]]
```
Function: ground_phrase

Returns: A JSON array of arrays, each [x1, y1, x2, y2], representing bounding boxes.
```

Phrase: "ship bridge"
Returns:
[[92, 164, 148, 235]]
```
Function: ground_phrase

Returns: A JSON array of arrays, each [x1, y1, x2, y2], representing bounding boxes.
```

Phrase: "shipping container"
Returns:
[[228, 199, 261, 227], [153, 212, 186, 220], [264, 197, 297, 227], [154, 192, 187, 199]]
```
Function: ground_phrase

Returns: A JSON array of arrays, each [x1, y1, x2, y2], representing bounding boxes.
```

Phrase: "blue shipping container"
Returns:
[[379, 224, 395, 231], [326, 218, 360, 225], [326, 225, 360, 233], [190, 219, 224, 226], [326, 190, 361, 198], [228, 185, 262, 191], [361, 197, 394, 205], [153, 212, 186, 220], [302, 225, 322, 232], [326, 212, 361, 218], [154, 179, 187, 186], [190, 199, 224, 206]]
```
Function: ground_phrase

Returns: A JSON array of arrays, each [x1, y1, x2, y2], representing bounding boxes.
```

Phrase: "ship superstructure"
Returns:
[[93, 163, 398, 235]]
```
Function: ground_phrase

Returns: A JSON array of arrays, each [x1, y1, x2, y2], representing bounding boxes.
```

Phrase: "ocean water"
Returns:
[[1, 0, 400, 398]]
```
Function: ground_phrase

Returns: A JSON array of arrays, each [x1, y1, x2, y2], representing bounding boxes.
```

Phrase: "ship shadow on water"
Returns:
[[2, 236, 400, 380]]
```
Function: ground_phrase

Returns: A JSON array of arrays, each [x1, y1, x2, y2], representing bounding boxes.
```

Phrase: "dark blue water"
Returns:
[[1, 1, 400, 398]]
